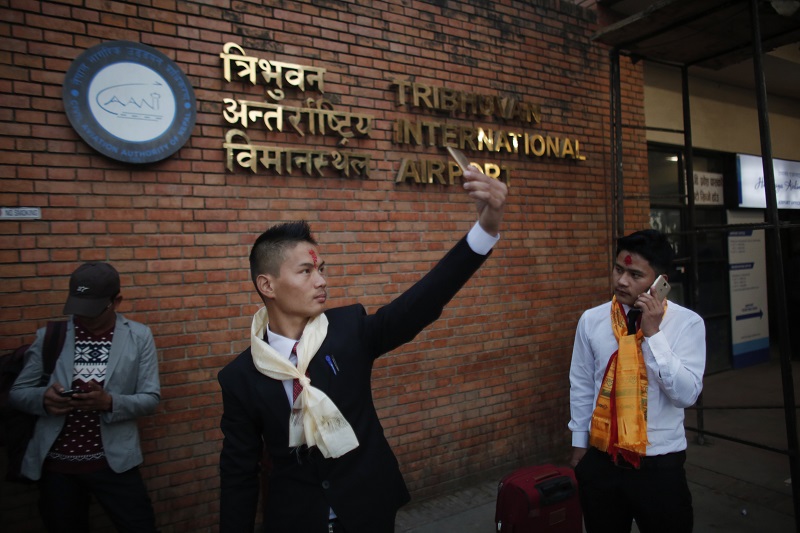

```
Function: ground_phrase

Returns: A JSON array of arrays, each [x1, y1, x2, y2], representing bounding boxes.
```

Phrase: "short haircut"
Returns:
[[249, 221, 317, 289], [616, 229, 674, 275]]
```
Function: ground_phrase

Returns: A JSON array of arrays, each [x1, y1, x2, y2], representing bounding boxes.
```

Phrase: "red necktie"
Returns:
[[292, 342, 303, 403]]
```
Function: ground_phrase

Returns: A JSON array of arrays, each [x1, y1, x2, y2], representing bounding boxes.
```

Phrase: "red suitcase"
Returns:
[[495, 464, 582, 532]]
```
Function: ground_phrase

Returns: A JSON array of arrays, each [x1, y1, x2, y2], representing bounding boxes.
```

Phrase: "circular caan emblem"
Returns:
[[62, 41, 196, 164]]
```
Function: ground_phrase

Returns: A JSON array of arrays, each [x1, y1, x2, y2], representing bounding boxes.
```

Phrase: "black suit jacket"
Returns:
[[218, 236, 490, 533]]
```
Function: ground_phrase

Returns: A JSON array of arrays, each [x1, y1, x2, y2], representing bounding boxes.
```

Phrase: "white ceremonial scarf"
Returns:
[[250, 306, 359, 458]]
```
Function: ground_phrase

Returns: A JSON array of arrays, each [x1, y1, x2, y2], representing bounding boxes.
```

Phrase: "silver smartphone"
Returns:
[[446, 146, 473, 173], [650, 275, 670, 300]]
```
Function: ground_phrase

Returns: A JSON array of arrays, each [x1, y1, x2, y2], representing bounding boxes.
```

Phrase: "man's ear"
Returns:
[[256, 273, 275, 300]]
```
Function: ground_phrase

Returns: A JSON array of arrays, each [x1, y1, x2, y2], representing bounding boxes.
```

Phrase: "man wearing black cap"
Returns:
[[10, 262, 161, 532]]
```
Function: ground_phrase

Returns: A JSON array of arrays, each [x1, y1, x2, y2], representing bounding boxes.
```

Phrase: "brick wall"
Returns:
[[0, 1, 647, 531]]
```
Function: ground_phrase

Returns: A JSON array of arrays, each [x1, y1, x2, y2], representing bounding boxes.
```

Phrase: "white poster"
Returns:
[[693, 171, 724, 206], [737, 154, 800, 209], [727, 210, 770, 368]]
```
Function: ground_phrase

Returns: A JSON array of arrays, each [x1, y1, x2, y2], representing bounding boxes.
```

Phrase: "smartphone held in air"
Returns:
[[59, 389, 77, 397], [447, 146, 475, 173], [650, 275, 670, 300]]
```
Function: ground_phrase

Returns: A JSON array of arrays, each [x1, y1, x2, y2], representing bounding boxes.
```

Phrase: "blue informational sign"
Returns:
[[727, 210, 770, 369], [62, 41, 196, 164]]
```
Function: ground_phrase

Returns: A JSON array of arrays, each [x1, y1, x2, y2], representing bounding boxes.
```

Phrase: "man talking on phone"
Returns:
[[9, 262, 160, 532], [567, 229, 705, 533]]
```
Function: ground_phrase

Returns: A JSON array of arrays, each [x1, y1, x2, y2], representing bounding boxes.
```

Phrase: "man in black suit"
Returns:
[[218, 167, 507, 533]]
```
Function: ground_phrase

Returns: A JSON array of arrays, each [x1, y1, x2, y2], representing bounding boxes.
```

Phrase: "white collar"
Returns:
[[265, 328, 297, 360]]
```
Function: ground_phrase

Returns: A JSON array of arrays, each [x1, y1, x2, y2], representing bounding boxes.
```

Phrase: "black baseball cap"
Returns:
[[63, 262, 120, 317]]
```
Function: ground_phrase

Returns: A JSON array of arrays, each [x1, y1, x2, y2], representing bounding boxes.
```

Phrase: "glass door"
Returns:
[[647, 145, 732, 373]]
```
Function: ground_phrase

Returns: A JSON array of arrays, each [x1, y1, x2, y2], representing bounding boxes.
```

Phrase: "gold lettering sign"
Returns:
[[395, 159, 511, 186], [390, 77, 588, 186], [217, 43, 588, 183], [391, 79, 541, 124], [220, 42, 326, 94], [392, 119, 585, 161], [219, 43, 376, 178], [223, 129, 370, 178], [222, 98, 373, 147]]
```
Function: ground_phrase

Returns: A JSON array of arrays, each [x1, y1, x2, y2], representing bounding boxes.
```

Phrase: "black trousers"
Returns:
[[39, 465, 158, 533], [575, 447, 693, 533]]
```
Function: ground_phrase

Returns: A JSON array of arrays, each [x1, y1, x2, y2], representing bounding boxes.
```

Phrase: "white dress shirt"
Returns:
[[263, 330, 298, 406], [568, 299, 706, 456]]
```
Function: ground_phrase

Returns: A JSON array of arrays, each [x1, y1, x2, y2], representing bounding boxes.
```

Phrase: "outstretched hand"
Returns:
[[463, 167, 507, 236]]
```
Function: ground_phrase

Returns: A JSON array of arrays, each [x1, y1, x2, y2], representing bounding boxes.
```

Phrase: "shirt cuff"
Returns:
[[572, 431, 589, 448], [466, 221, 500, 255]]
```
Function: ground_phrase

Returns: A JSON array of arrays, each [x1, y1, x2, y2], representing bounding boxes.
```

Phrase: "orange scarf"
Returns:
[[588, 297, 663, 466]]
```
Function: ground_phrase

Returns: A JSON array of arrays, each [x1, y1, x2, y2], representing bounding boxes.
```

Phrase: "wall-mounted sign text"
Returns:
[[727, 210, 770, 368], [220, 43, 372, 179], [390, 79, 586, 186], [224, 130, 370, 177], [737, 154, 800, 209], [218, 43, 589, 186], [62, 41, 196, 164], [694, 171, 724, 206], [1, 207, 41, 220]]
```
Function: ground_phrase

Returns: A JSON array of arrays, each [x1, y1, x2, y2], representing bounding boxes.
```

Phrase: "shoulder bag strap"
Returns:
[[39, 321, 67, 385]]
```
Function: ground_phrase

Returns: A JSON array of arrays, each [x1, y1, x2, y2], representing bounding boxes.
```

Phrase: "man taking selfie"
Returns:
[[218, 167, 507, 532]]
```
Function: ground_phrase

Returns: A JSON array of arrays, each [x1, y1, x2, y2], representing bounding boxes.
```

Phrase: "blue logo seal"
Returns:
[[62, 41, 196, 164]]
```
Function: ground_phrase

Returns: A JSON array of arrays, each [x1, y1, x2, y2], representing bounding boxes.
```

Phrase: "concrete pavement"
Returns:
[[396, 359, 799, 532]]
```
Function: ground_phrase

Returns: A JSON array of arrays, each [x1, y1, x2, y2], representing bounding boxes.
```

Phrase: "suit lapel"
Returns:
[[105, 314, 128, 382], [309, 352, 331, 394], [54, 321, 76, 387], [247, 351, 293, 447]]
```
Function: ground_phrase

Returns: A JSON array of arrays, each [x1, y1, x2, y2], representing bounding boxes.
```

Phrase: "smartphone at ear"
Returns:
[[650, 275, 671, 300]]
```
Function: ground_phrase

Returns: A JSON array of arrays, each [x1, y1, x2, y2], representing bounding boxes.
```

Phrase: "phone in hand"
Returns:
[[59, 389, 77, 397], [650, 275, 671, 300], [447, 146, 477, 173]]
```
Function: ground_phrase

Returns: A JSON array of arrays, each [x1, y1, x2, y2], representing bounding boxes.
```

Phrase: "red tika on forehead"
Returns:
[[624, 254, 632, 265], [309, 249, 318, 267]]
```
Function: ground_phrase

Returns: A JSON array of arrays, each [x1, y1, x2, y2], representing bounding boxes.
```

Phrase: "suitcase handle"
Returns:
[[536, 476, 576, 507], [532, 469, 561, 482]]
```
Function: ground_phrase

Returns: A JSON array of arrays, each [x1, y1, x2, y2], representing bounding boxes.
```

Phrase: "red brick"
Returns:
[[0, 1, 652, 530]]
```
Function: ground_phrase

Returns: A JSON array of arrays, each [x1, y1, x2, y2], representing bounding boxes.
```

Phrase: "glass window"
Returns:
[[648, 144, 733, 373], [695, 209, 727, 259], [692, 155, 725, 174], [650, 208, 683, 258], [696, 262, 730, 316], [648, 150, 684, 205], [705, 316, 732, 374], [666, 275, 687, 307]]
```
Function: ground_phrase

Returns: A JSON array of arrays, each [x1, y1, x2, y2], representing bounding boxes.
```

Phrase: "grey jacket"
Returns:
[[9, 314, 160, 480]]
